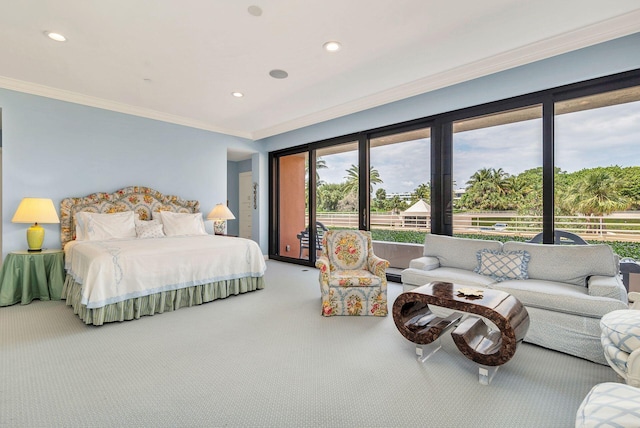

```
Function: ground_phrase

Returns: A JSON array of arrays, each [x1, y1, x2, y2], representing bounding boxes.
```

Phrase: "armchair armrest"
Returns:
[[316, 255, 330, 272], [588, 275, 628, 302], [409, 256, 440, 271], [629, 292, 640, 309], [368, 254, 390, 278], [627, 347, 640, 387]]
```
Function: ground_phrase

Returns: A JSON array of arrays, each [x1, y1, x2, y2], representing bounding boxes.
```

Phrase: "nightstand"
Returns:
[[0, 249, 65, 306]]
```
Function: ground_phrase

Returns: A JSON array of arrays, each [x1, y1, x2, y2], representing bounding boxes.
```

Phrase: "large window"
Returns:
[[452, 106, 543, 241], [270, 70, 640, 269], [554, 85, 640, 243], [369, 128, 431, 272], [315, 141, 360, 233]]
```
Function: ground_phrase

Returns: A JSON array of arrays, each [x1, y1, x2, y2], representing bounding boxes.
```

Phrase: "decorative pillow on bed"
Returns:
[[158, 211, 207, 236], [135, 219, 165, 239], [474, 249, 530, 282], [78, 211, 137, 241], [74, 212, 90, 240]]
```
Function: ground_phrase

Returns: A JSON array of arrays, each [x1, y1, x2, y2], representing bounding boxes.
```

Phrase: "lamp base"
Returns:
[[213, 220, 227, 235], [26, 223, 45, 252]]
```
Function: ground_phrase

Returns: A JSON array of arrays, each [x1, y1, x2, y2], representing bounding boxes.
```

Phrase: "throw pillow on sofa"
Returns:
[[474, 249, 530, 282]]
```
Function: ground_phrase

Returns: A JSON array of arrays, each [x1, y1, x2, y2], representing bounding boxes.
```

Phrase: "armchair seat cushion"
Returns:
[[329, 270, 382, 287], [575, 382, 640, 428], [601, 310, 640, 354]]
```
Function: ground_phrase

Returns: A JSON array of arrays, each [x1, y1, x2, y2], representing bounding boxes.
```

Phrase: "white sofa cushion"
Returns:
[[401, 267, 497, 289], [503, 241, 618, 287], [492, 279, 627, 318], [423, 234, 503, 271], [408, 256, 440, 270]]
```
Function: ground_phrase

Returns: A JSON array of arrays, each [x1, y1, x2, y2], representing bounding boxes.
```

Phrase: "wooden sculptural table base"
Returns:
[[392, 281, 530, 385]]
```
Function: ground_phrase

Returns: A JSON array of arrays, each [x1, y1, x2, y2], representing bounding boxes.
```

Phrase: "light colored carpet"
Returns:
[[0, 260, 620, 427]]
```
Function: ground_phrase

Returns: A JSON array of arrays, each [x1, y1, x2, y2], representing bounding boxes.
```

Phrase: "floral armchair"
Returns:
[[315, 230, 389, 317]]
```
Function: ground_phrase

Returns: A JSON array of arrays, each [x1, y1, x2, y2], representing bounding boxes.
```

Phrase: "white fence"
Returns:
[[313, 212, 640, 241]]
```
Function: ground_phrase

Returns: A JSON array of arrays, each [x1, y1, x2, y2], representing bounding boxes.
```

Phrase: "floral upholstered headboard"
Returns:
[[60, 186, 200, 247]]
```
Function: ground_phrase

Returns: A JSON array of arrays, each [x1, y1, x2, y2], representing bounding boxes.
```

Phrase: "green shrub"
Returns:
[[367, 229, 640, 260]]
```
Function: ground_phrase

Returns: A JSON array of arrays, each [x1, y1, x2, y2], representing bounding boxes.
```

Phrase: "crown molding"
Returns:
[[0, 76, 252, 140], [251, 10, 640, 140]]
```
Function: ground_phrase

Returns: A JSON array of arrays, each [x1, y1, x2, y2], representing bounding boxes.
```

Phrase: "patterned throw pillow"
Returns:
[[136, 220, 165, 239], [474, 249, 530, 282]]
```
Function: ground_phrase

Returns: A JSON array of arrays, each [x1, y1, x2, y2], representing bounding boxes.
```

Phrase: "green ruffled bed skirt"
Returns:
[[62, 274, 265, 326]]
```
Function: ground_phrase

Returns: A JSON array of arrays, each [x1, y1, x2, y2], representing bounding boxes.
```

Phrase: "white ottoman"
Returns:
[[576, 382, 640, 427], [601, 309, 640, 386]]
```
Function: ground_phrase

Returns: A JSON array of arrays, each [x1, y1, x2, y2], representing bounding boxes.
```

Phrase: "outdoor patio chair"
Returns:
[[528, 230, 588, 245], [297, 221, 328, 258]]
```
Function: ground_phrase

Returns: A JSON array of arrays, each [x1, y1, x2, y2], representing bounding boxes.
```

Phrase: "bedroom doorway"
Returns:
[[239, 171, 253, 239]]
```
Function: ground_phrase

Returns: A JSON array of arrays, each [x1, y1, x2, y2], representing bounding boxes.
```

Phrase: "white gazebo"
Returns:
[[401, 199, 431, 228]]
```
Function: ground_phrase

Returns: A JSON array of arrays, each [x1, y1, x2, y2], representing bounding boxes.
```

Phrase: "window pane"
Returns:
[[314, 141, 359, 255], [277, 152, 309, 260], [453, 105, 543, 241], [555, 86, 640, 245], [369, 128, 431, 273]]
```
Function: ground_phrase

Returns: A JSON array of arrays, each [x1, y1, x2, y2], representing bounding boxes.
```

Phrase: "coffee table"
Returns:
[[392, 281, 530, 384]]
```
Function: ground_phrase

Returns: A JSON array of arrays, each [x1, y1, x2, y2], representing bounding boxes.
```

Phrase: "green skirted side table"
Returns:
[[0, 249, 65, 306]]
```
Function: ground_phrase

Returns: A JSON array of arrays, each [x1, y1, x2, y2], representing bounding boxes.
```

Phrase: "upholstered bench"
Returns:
[[575, 382, 640, 427], [601, 309, 640, 386]]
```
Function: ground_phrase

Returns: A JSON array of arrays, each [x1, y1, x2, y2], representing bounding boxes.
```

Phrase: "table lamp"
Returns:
[[12, 197, 60, 252], [207, 203, 235, 235]]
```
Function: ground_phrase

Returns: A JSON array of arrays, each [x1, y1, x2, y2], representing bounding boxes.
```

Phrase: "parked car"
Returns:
[[493, 223, 508, 231]]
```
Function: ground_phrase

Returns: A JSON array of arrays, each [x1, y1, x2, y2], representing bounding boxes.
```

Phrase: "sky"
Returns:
[[317, 100, 640, 194]]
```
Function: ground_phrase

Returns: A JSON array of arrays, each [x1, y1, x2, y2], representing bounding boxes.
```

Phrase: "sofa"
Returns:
[[401, 234, 629, 364]]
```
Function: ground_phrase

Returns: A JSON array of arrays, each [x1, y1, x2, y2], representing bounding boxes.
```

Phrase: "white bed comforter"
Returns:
[[64, 235, 266, 309]]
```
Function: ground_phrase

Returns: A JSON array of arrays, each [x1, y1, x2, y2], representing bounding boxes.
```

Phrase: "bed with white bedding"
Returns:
[[60, 186, 266, 325]]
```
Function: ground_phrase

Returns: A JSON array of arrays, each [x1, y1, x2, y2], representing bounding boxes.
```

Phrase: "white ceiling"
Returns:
[[1, 1, 640, 141]]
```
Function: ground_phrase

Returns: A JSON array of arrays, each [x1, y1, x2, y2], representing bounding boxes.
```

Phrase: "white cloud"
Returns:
[[317, 100, 640, 194]]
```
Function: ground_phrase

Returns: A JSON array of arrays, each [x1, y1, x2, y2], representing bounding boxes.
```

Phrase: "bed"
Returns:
[[60, 186, 266, 325]]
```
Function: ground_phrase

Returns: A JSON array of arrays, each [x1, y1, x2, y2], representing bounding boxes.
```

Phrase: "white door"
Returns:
[[239, 172, 253, 239]]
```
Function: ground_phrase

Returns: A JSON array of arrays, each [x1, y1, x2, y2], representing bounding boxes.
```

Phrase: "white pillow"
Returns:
[[74, 212, 91, 240], [82, 211, 137, 241], [135, 220, 165, 239], [158, 211, 207, 236]]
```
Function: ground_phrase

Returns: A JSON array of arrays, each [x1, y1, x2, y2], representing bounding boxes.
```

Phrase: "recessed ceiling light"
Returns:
[[269, 69, 288, 79], [232, 92, 244, 98], [44, 31, 67, 42], [247, 5, 263, 16], [323, 41, 341, 52]]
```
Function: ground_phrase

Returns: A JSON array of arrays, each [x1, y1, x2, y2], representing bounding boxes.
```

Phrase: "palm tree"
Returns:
[[306, 157, 327, 187], [413, 183, 430, 203], [461, 167, 510, 210], [562, 170, 631, 234], [343, 164, 383, 194]]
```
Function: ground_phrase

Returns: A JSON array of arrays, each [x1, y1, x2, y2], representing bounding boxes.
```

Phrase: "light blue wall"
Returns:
[[1, 89, 264, 257], [2, 33, 639, 260], [260, 32, 640, 151]]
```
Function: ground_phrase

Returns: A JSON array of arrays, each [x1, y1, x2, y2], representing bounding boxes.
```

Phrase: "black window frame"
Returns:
[[269, 68, 640, 266]]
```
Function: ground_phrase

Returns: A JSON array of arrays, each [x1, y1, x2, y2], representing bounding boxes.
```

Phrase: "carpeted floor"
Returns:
[[0, 260, 619, 427]]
